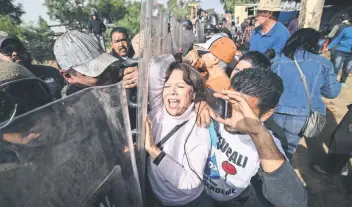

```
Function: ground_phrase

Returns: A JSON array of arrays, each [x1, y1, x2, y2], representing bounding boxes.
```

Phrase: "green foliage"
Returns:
[[167, 0, 191, 21], [0, 16, 56, 62], [220, 0, 258, 13], [44, 0, 91, 31], [115, 2, 141, 37], [22, 17, 56, 63], [44, 0, 129, 31], [0, 15, 24, 37], [0, 0, 25, 24], [90, 0, 127, 23]]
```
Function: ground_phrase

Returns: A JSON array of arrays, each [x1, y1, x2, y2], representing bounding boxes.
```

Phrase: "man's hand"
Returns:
[[3, 133, 40, 145], [211, 90, 284, 172], [195, 101, 211, 128], [123, 67, 138, 88], [211, 90, 263, 135]]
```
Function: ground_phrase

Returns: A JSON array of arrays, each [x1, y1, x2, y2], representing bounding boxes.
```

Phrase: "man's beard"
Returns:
[[11, 56, 24, 65]]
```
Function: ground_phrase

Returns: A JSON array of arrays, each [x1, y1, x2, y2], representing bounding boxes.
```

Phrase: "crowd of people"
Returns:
[[0, 0, 351, 206]]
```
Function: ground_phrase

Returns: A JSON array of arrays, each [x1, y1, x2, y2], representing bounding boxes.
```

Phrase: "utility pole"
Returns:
[[298, 0, 325, 30]]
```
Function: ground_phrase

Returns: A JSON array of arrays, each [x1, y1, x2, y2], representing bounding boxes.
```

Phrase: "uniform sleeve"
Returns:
[[258, 160, 308, 207], [148, 55, 175, 112]]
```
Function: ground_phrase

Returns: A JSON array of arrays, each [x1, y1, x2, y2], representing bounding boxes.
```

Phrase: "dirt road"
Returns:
[[293, 74, 352, 207]]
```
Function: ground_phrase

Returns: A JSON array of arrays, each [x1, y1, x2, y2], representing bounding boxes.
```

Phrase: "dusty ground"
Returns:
[[292, 72, 352, 207]]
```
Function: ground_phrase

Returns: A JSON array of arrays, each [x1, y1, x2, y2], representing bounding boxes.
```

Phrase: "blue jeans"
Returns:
[[331, 50, 352, 83], [272, 113, 308, 160]]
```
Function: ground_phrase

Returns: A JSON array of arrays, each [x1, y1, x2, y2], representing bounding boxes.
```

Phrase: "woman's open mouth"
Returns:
[[168, 99, 180, 109]]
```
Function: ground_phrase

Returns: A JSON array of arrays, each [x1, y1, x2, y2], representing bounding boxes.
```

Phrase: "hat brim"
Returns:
[[0, 37, 23, 48], [254, 7, 282, 11], [73, 53, 118, 77], [193, 44, 209, 52]]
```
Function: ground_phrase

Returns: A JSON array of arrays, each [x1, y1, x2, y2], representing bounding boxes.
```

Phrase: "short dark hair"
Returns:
[[231, 68, 283, 116], [165, 62, 205, 101], [110, 27, 129, 39], [238, 51, 272, 71]]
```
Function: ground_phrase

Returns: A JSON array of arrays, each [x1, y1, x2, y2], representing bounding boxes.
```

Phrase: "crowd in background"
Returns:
[[1, 2, 352, 207]]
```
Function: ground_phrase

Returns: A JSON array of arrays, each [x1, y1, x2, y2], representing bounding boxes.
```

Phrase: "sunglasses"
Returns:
[[197, 50, 210, 56], [0, 45, 26, 56]]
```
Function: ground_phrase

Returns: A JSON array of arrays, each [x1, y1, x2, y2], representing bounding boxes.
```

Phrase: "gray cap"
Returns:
[[54, 30, 117, 77]]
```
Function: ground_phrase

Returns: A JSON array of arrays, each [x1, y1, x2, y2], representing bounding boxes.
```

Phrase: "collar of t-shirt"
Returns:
[[258, 22, 279, 37]]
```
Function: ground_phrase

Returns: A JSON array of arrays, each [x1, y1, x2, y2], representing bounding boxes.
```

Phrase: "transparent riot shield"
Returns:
[[137, 0, 194, 203], [0, 83, 142, 207]]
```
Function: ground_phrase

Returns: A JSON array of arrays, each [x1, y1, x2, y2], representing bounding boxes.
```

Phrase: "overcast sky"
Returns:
[[15, 0, 224, 31]]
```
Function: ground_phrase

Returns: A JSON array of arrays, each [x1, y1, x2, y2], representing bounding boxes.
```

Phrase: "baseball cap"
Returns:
[[54, 30, 117, 77], [0, 61, 53, 118], [194, 34, 237, 64], [0, 31, 24, 49]]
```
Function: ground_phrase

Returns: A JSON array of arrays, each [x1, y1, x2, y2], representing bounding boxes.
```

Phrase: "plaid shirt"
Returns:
[[242, 26, 255, 43]]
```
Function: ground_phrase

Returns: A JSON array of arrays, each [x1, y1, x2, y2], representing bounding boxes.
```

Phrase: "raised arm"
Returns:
[[148, 54, 175, 112]]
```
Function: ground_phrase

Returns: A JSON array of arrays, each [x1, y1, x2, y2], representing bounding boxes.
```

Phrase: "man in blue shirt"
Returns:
[[326, 26, 352, 88], [249, 0, 290, 54]]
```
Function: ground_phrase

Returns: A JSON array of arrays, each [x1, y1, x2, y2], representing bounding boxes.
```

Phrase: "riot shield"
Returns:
[[195, 19, 205, 43], [136, 0, 195, 203], [0, 83, 142, 207]]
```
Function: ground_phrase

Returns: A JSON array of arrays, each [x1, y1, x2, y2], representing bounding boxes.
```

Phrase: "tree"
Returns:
[[167, 0, 190, 21], [0, 0, 25, 24], [0, 15, 24, 37], [44, 0, 91, 31], [89, 0, 127, 23], [44, 0, 128, 31], [22, 17, 56, 63], [220, 0, 258, 13], [115, 2, 141, 37]]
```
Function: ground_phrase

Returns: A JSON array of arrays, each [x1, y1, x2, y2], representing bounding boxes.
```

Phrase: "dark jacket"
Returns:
[[88, 19, 106, 35], [27, 64, 66, 100]]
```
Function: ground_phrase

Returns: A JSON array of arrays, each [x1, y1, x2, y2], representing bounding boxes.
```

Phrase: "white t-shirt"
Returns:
[[204, 122, 285, 202]]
